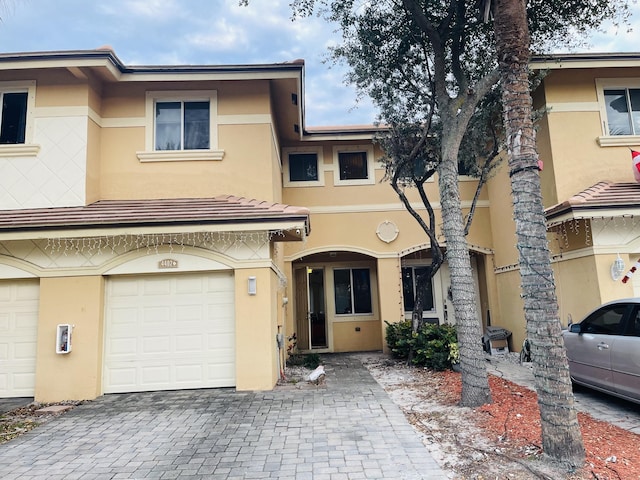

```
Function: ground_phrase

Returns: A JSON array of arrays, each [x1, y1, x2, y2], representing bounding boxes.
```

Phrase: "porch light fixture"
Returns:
[[248, 276, 257, 295], [611, 254, 625, 281]]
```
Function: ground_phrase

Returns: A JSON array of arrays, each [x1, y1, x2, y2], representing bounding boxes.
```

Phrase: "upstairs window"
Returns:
[[333, 145, 375, 185], [338, 151, 368, 180], [283, 146, 324, 187], [138, 90, 222, 162], [289, 152, 318, 182], [155, 100, 210, 150], [603, 88, 640, 135], [0, 91, 28, 144]]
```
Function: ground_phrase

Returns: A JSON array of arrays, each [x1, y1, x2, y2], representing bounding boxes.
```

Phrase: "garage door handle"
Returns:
[[597, 342, 609, 350]]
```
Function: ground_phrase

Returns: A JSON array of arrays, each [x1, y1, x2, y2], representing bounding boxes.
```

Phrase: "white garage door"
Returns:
[[104, 272, 235, 393], [0, 279, 39, 398]]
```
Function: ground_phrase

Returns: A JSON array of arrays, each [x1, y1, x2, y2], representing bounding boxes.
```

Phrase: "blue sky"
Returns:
[[0, 1, 638, 127]]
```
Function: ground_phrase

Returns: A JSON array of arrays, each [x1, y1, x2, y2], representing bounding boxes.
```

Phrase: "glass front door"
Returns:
[[295, 267, 327, 350]]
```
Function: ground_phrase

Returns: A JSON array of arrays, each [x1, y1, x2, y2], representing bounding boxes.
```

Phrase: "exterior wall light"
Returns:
[[611, 254, 625, 281], [248, 276, 257, 295]]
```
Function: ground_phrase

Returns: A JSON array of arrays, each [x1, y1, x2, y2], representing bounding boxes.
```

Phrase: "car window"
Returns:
[[582, 305, 627, 335], [626, 306, 640, 337]]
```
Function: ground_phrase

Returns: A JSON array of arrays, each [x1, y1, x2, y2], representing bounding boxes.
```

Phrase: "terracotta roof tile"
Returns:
[[0, 196, 310, 233], [545, 181, 640, 220]]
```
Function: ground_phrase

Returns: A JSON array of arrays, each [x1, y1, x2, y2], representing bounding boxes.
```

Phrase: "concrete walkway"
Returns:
[[0, 354, 450, 480]]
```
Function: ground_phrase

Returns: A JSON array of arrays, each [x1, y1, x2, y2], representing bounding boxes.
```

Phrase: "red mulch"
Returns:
[[435, 370, 640, 479]]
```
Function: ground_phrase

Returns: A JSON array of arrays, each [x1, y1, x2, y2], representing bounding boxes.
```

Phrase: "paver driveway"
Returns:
[[0, 354, 448, 479]]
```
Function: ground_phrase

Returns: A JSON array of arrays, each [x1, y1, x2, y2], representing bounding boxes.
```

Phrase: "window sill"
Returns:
[[137, 149, 225, 163], [597, 135, 640, 147], [334, 178, 376, 186], [0, 144, 40, 157], [284, 181, 325, 188]]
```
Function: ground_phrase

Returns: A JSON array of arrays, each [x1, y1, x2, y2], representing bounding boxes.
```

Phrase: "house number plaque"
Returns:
[[158, 258, 179, 269]]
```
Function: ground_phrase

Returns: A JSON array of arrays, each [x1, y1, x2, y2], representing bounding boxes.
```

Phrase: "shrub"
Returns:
[[385, 320, 413, 359], [286, 352, 321, 369], [385, 320, 459, 371]]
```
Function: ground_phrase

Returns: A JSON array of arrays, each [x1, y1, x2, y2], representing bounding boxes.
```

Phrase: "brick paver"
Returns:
[[0, 354, 449, 479]]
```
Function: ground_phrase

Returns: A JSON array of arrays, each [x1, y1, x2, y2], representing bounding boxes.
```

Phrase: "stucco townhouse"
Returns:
[[0, 49, 638, 402]]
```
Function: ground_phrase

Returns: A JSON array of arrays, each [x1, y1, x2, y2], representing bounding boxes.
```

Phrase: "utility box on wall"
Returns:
[[56, 324, 73, 354]]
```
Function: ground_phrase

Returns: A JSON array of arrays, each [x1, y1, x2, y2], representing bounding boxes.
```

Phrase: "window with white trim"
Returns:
[[402, 266, 435, 313], [0, 81, 38, 157], [155, 100, 209, 150], [596, 78, 640, 146], [283, 146, 324, 187], [603, 88, 640, 136], [1, 92, 27, 144], [334, 268, 372, 315], [137, 90, 223, 162], [332, 145, 375, 185]]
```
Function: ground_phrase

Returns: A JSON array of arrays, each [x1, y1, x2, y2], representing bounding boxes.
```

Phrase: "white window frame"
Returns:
[[596, 78, 640, 147], [283, 146, 325, 187], [332, 266, 373, 317], [332, 144, 376, 186], [0, 80, 39, 158], [137, 90, 224, 162]]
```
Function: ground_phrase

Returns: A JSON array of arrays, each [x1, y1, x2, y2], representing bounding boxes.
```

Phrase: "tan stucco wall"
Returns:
[[541, 68, 640, 203], [553, 253, 635, 327], [234, 267, 278, 391], [332, 321, 382, 352], [35, 276, 105, 402]]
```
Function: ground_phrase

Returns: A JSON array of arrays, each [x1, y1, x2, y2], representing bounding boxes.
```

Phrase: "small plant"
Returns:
[[286, 352, 321, 369], [385, 320, 459, 371]]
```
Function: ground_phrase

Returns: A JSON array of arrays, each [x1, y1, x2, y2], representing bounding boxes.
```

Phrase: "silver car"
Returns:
[[562, 298, 640, 404]]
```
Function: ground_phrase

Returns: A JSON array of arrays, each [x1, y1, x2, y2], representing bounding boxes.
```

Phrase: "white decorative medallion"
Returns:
[[376, 220, 399, 243]]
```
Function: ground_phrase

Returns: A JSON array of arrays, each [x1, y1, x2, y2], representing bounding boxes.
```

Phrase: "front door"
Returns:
[[295, 267, 327, 350]]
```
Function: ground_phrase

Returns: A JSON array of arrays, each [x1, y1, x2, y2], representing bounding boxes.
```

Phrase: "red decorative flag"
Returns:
[[632, 150, 640, 183]]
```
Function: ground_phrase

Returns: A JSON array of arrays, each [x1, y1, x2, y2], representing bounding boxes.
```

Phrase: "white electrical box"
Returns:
[[56, 324, 73, 354]]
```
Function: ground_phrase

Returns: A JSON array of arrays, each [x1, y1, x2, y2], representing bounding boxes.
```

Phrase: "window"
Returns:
[[332, 145, 376, 185], [0, 92, 27, 144], [402, 266, 435, 312], [334, 268, 372, 315], [339, 151, 367, 180], [0, 81, 38, 157], [155, 101, 209, 150], [289, 153, 318, 182], [603, 88, 640, 135], [283, 146, 324, 187], [138, 90, 222, 163], [582, 305, 627, 335]]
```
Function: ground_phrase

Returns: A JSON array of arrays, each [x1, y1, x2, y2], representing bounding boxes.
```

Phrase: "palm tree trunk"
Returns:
[[492, 0, 584, 466]]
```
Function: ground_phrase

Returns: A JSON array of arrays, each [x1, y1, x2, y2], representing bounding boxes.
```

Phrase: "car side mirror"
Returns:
[[569, 323, 582, 334]]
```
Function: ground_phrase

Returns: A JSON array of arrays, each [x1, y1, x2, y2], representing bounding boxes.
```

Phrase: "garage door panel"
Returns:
[[176, 335, 203, 352], [104, 273, 235, 393], [13, 341, 37, 360], [143, 278, 172, 296], [142, 336, 171, 354], [0, 280, 39, 397]]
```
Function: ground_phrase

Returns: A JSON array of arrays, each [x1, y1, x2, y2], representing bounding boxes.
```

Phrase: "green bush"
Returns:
[[385, 321, 459, 371], [385, 320, 413, 359]]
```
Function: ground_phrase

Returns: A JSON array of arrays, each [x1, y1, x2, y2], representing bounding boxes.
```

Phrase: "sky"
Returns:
[[0, 1, 639, 127]]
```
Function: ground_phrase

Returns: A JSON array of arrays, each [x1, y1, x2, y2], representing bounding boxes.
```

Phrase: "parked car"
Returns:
[[562, 298, 640, 404]]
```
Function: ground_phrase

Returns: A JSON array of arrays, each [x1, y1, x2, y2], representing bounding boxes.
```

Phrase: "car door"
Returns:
[[611, 305, 640, 402], [563, 303, 628, 393]]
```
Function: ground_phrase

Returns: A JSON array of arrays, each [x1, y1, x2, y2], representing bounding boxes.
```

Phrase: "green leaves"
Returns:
[[385, 321, 459, 371]]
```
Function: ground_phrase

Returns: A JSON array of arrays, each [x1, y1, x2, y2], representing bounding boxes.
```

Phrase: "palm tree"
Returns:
[[490, 0, 584, 466]]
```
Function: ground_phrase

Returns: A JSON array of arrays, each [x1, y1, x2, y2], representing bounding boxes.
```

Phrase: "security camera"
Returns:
[[295, 228, 301, 235]]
